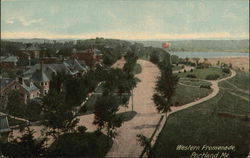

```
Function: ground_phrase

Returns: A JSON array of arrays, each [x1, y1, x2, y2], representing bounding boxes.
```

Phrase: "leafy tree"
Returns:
[[93, 94, 123, 145], [24, 100, 42, 122], [153, 62, 179, 113], [150, 51, 159, 64], [1, 127, 46, 157], [137, 134, 152, 156], [41, 90, 79, 139], [6, 90, 25, 118]]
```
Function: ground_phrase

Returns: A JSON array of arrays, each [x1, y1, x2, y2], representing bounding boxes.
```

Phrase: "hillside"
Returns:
[[137, 39, 249, 53]]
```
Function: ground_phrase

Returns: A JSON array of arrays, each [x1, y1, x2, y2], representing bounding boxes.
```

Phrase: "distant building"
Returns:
[[0, 56, 19, 68], [0, 115, 11, 143], [43, 57, 60, 64], [17, 46, 41, 59], [71, 48, 102, 67]]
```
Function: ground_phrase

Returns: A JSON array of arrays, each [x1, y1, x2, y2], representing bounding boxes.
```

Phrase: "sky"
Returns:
[[1, 0, 249, 40]]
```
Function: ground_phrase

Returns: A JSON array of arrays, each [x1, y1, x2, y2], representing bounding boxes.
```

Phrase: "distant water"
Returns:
[[169, 51, 249, 58]]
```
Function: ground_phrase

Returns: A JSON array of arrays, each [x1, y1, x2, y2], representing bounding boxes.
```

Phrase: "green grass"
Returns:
[[172, 65, 183, 71], [84, 93, 130, 114], [133, 63, 142, 75], [177, 67, 229, 80], [151, 75, 249, 157], [117, 111, 137, 122], [172, 81, 212, 106], [47, 132, 113, 157], [219, 71, 249, 91], [179, 78, 212, 87], [84, 94, 102, 113]]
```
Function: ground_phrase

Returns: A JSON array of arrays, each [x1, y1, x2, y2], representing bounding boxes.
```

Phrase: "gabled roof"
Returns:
[[0, 56, 18, 62], [31, 70, 50, 82], [0, 115, 11, 133], [0, 78, 16, 91], [21, 79, 39, 92], [23, 59, 88, 80]]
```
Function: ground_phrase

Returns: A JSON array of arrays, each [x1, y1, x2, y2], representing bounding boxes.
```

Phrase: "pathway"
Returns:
[[106, 60, 162, 157], [150, 69, 237, 150]]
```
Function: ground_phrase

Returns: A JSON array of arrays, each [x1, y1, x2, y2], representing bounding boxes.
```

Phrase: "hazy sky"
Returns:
[[1, 0, 249, 40]]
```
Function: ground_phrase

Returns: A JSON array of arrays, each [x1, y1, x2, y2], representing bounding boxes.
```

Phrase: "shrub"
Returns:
[[200, 85, 211, 89], [190, 69, 193, 72], [190, 63, 196, 67], [205, 74, 220, 80], [183, 69, 186, 73], [222, 68, 230, 74], [186, 74, 197, 78]]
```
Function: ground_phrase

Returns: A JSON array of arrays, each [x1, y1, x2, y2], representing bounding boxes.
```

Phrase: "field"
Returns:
[[172, 79, 212, 106], [151, 71, 249, 158], [177, 67, 229, 80]]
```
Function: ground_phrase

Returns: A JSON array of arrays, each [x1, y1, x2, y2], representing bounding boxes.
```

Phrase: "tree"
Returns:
[[6, 90, 25, 118], [93, 94, 123, 145], [153, 62, 179, 113], [41, 90, 79, 139], [150, 51, 159, 64], [1, 127, 46, 157]]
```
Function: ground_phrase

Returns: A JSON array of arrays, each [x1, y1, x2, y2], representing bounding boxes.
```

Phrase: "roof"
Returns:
[[0, 78, 16, 91], [0, 56, 18, 62], [31, 70, 50, 82], [23, 59, 88, 80], [0, 115, 11, 133], [21, 79, 39, 92]]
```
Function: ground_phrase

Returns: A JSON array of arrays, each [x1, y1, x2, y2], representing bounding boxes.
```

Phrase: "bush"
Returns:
[[186, 74, 197, 78], [205, 74, 220, 80], [200, 85, 211, 89], [222, 68, 230, 74], [190, 63, 196, 67]]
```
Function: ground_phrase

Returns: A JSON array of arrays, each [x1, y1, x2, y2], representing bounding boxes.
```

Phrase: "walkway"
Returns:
[[150, 69, 237, 149], [106, 60, 161, 157]]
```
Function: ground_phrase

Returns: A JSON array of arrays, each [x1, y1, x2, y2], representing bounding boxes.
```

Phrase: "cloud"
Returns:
[[18, 18, 43, 26], [6, 19, 14, 24], [1, 31, 248, 40]]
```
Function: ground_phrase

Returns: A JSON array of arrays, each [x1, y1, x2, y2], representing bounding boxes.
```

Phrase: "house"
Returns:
[[71, 49, 102, 67], [0, 56, 19, 68], [43, 57, 60, 64], [0, 115, 11, 143], [22, 58, 88, 96], [0, 77, 40, 104]]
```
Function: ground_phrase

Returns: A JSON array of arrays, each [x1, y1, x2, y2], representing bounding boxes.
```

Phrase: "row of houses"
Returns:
[[0, 57, 89, 104]]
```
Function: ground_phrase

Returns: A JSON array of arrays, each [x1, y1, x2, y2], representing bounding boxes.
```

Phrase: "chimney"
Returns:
[[18, 76, 23, 84]]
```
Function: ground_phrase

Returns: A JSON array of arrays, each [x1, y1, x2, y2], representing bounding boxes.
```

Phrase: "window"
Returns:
[[40, 82, 43, 86]]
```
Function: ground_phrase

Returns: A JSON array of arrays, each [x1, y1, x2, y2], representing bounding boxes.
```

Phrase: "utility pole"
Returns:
[[131, 89, 134, 111]]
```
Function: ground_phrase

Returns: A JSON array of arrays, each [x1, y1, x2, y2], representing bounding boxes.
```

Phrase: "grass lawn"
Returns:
[[84, 93, 130, 114], [117, 111, 137, 122], [179, 78, 212, 87], [172, 80, 212, 106], [47, 132, 113, 157], [177, 67, 229, 80], [172, 65, 183, 71], [219, 71, 249, 91], [151, 77, 249, 157]]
